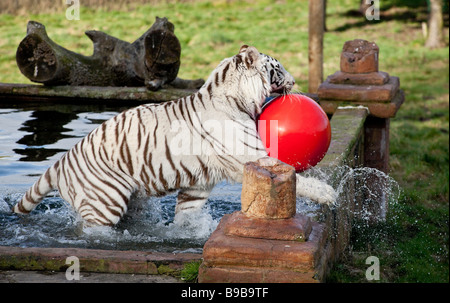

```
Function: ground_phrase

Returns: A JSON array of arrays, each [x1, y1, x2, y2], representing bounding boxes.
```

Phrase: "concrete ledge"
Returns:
[[316, 106, 368, 169], [0, 270, 182, 283], [0, 82, 196, 104], [0, 246, 201, 275]]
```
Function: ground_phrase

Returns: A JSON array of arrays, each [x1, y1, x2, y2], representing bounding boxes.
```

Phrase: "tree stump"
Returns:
[[16, 18, 204, 91]]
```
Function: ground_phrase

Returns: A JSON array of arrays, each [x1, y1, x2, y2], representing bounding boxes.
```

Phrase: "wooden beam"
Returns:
[[308, 0, 325, 93]]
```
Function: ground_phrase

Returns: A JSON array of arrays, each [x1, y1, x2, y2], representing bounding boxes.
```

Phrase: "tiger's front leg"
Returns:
[[174, 185, 215, 225], [296, 174, 337, 205]]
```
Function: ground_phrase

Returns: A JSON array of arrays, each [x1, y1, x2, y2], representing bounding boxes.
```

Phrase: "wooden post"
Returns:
[[364, 116, 390, 173], [425, 0, 445, 48], [308, 0, 325, 93]]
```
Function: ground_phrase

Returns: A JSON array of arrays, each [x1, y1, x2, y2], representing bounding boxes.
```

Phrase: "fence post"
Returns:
[[317, 39, 404, 173], [308, 0, 325, 93]]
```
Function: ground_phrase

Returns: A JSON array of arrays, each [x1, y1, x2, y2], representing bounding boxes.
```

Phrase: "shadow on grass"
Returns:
[[329, 2, 449, 33]]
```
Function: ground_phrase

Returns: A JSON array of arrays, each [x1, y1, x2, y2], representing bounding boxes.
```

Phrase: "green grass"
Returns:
[[180, 260, 202, 282], [1, 0, 448, 283]]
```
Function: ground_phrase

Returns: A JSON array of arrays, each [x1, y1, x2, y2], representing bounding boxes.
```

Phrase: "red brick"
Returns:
[[318, 76, 400, 103], [318, 90, 405, 118], [198, 265, 319, 283], [327, 71, 389, 85], [199, 213, 329, 283], [223, 211, 312, 241]]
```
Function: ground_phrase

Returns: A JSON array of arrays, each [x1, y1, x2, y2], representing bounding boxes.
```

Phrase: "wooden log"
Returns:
[[425, 0, 446, 49], [16, 18, 203, 91], [308, 0, 325, 93]]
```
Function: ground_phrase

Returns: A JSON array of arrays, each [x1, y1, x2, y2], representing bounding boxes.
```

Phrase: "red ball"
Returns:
[[257, 94, 331, 172]]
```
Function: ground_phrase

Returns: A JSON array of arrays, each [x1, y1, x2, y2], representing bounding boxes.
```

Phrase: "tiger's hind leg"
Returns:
[[78, 198, 127, 227], [67, 187, 134, 227], [55, 162, 136, 227], [174, 186, 214, 225]]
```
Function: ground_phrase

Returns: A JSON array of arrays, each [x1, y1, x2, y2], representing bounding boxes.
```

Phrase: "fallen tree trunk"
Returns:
[[16, 18, 203, 91]]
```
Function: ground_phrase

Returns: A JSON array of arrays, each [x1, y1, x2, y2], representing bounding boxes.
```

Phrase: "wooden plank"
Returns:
[[0, 82, 196, 105]]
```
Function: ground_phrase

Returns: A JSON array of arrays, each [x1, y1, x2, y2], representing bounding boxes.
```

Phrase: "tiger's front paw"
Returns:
[[296, 175, 337, 205], [314, 183, 337, 205]]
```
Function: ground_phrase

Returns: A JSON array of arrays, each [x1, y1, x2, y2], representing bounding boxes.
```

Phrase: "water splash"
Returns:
[[0, 166, 401, 252], [0, 182, 241, 253], [296, 164, 402, 235], [335, 165, 401, 221]]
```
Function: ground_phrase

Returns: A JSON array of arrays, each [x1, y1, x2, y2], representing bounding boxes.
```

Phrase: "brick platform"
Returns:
[[198, 158, 331, 283], [199, 212, 329, 283]]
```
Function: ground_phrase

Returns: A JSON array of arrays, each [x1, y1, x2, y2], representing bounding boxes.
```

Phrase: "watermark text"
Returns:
[[365, 256, 380, 281], [364, 0, 380, 21], [66, 0, 80, 21], [65, 256, 80, 280]]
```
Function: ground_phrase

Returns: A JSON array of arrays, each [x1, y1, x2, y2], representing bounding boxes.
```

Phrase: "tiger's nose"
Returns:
[[286, 74, 295, 87], [286, 73, 295, 85]]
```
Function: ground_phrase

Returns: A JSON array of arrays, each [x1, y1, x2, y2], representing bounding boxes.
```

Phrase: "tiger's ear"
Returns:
[[239, 45, 249, 53], [239, 45, 260, 68]]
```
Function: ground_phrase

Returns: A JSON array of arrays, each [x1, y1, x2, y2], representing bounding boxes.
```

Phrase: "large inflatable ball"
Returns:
[[257, 94, 331, 172]]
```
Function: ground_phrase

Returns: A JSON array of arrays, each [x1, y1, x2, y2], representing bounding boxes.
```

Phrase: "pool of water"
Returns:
[[0, 103, 252, 252], [0, 102, 400, 253], [0, 107, 119, 188]]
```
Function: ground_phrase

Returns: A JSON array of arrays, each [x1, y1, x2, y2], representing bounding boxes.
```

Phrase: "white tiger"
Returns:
[[13, 45, 336, 226]]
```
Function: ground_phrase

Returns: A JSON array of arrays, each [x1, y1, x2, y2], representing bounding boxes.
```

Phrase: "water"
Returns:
[[0, 107, 121, 188], [0, 183, 241, 253], [0, 104, 244, 253], [0, 103, 401, 253]]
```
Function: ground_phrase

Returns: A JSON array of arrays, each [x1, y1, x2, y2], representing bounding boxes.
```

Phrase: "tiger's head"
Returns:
[[261, 52, 295, 95], [207, 45, 295, 117], [234, 45, 295, 95]]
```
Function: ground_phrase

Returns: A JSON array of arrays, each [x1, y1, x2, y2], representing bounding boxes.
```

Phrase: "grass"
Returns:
[[180, 260, 202, 282], [0, 0, 449, 283]]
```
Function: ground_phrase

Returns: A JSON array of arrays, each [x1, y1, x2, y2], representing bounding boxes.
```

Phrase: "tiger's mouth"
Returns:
[[271, 81, 294, 94]]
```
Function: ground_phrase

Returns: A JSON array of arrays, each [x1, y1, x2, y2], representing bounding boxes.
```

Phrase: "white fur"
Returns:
[[14, 45, 336, 227], [296, 175, 337, 205]]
